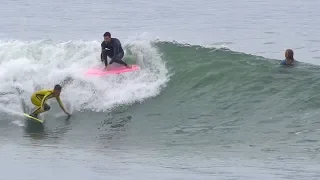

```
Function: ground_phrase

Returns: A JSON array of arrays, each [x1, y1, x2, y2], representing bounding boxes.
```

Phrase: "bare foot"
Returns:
[[104, 66, 110, 71], [126, 65, 132, 69]]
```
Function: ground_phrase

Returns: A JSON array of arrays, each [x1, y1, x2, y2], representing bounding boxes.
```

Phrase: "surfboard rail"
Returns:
[[85, 65, 140, 76], [23, 113, 44, 123]]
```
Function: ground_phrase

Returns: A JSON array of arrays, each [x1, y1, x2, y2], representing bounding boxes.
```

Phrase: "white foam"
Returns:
[[11, 120, 24, 127], [0, 39, 169, 117]]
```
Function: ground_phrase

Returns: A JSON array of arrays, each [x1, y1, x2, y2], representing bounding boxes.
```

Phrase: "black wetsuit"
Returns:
[[101, 38, 128, 67]]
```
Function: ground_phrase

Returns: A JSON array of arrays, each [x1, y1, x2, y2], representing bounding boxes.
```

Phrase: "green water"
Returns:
[[1, 41, 320, 179]]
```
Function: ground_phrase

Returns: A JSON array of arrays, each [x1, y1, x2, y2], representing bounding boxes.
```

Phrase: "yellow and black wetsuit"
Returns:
[[30, 89, 65, 116]]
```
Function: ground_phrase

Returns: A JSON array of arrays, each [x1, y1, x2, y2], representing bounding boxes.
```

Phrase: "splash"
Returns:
[[0, 39, 169, 115]]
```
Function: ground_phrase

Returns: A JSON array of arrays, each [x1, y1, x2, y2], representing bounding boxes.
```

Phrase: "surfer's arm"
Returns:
[[109, 50, 117, 64], [56, 97, 70, 115], [101, 43, 105, 62]]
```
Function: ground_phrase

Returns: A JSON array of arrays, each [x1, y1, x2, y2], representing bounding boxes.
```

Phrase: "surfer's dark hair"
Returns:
[[103, 32, 111, 37], [54, 84, 62, 90], [286, 49, 294, 60]]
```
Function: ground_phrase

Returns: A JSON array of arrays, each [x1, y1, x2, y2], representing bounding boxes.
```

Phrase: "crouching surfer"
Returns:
[[30, 84, 71, 118], [100, 32, 131, 70]]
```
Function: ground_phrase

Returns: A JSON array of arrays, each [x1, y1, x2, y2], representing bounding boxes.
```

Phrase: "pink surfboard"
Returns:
[[85, 65, 140, 76]]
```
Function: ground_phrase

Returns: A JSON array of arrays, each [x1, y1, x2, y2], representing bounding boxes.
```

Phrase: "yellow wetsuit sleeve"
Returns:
[[40, 92, 52, 108], [56, 96, 66, 112]]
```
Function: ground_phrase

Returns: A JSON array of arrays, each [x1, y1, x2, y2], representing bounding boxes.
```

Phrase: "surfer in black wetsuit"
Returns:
[[101, 32, 131, 70]]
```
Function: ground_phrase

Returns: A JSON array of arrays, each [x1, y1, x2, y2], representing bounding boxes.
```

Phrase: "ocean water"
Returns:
[[1, 0, 320, 179]]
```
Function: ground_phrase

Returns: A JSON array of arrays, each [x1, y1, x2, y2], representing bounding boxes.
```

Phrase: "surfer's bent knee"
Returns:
[[117, 51, 124, 60]]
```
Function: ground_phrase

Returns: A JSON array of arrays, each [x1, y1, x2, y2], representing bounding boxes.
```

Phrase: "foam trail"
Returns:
[[0, 104, 25, 117], [0, 104, 25, 126]]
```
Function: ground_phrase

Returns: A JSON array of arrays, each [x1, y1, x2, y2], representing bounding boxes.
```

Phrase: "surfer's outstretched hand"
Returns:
[[64, 111, 71, 116]]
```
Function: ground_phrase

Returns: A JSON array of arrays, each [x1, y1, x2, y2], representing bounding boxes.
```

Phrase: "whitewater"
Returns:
[[0, 39, 169, 115]]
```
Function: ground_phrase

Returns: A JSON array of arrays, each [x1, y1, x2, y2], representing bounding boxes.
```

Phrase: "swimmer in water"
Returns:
[[280, 49, 294, 65]]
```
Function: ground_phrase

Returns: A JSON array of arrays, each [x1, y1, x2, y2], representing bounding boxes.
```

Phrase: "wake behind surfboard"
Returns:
[[85, 65, 140, 76]]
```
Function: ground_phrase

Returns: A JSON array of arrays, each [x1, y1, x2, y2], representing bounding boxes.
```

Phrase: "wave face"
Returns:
[[1, 40, 320, 179]]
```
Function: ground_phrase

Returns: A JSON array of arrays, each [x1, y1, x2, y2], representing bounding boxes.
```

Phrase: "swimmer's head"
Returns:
[[285, 49, 294, 60], [53, 84, 62, 97]]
